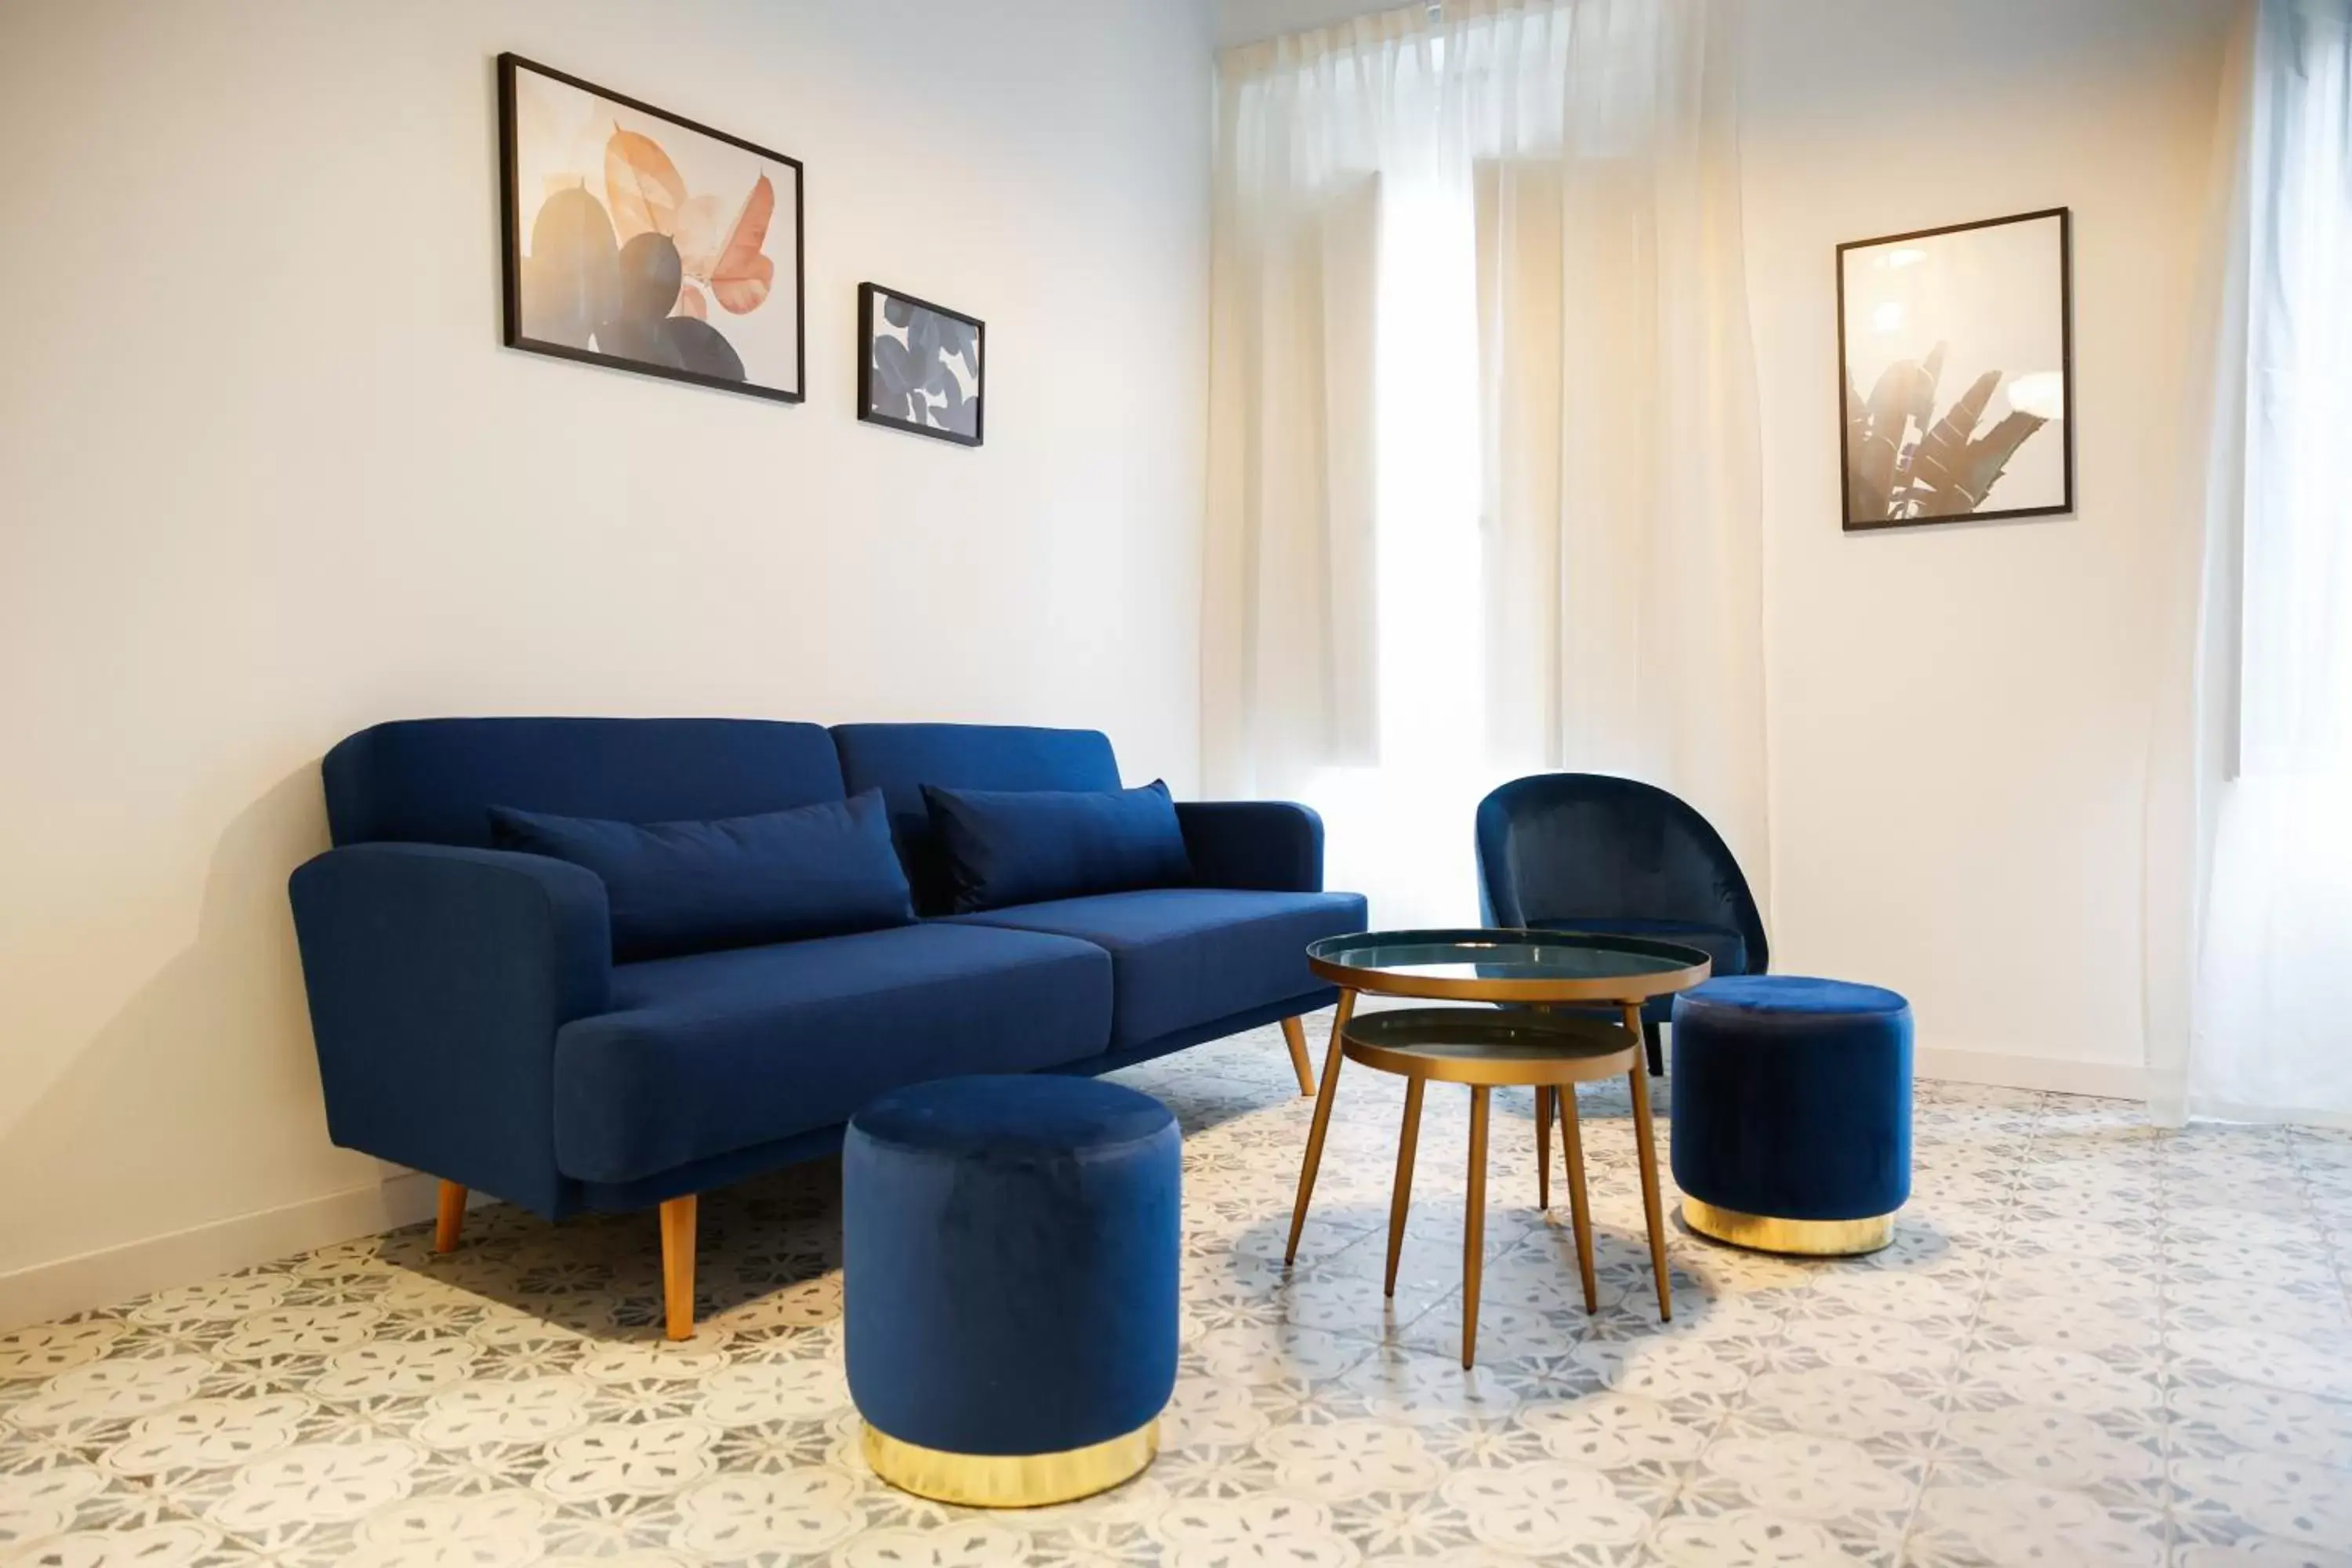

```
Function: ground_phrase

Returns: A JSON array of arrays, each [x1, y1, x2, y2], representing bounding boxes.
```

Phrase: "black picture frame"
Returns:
[[497, 53, 806, 403], [857, 283, 985, 447], [1836, 206, 2074, 532]]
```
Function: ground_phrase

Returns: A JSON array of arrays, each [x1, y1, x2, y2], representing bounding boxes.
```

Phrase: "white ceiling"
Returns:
[[1213, 0, 1405, 51]]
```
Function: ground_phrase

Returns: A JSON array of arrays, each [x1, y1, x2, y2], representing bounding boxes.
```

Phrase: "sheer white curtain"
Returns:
[[2150, 0, 2352, 1126], [1203, 16, 1407, 804], [1206, 0, 1763, 926], [1469, 0, 1763, 871]]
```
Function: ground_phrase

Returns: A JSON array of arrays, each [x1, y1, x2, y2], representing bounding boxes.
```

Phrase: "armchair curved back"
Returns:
[[1473, 773, 1767, 974]]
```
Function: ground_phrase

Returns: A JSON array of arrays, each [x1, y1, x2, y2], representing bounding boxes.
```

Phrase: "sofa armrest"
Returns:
[[289, 843, 612, 1216], [1176, 800, 1326, 893]]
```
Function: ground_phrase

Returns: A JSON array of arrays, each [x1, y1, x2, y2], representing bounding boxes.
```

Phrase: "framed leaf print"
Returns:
[[498, 54, 804, 402], [858, 285, 984, 446], [1837, 208, 2072, 529]]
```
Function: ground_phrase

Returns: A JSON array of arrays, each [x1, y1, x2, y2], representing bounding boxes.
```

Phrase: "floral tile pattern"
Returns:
[[6, 1007, 2352, 1566]]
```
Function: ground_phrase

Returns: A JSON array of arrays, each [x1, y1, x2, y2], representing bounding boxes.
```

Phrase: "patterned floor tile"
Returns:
[[5, 1013, 2352, 1564]]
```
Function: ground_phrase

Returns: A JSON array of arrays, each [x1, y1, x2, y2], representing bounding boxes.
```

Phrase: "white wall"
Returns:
[[0, 0, 1210, 1325], [1741, 0, 2232, 1094]]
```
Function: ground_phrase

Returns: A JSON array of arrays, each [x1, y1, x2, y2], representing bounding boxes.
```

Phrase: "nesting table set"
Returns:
[[1283, 928, 1713, 1367], [840, 924, 1915, 1506]]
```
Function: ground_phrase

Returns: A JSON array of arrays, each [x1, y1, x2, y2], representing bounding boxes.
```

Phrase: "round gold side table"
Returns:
[[1284, 929, 1712, 1367]]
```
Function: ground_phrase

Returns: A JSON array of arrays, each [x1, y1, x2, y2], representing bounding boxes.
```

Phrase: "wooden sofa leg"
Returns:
[[660, 1195, 698, 1341], [1279, 1014, 1316, 1097], [434, 1181, 466, 1253], [1643, 1017, 1665, 1076]]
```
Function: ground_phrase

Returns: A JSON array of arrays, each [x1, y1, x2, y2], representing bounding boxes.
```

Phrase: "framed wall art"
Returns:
[[498, 53, 804, 402], [858, 284, 984, 446], [1837, 208, 2072, 530]]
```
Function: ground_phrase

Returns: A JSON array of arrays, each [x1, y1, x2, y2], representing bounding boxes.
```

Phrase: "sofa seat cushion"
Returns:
[[1527, 916, 1746, 979], [553, 924, 1112, 1184], [954, 888, 1368, 1048]]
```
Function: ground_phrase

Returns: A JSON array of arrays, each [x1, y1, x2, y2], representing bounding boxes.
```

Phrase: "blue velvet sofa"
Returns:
[[289, 718, 1367, 1336]]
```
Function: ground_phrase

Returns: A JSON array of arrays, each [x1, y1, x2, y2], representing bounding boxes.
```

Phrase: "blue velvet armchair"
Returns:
[[1474, 773, 1766, 1074]]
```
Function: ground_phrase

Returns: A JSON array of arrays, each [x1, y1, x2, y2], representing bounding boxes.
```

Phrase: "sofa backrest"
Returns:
[[831, 723, 1121, 912], [322, 718, 848, 848]]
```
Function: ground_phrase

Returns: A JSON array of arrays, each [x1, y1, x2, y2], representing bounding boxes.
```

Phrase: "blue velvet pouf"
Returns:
[[844, 1074, 1180, 1507], [1669, 976, 1913, 1255]]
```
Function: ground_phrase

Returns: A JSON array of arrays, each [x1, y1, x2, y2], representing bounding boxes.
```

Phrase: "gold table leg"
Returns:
[[1384, 1076, 1425, 1297], [1285, 989, 1356, 1265], [1535, 1085, 1553, 1211], [1624, 1002, 1671, 1322], [1556, 1084, 1598, 1312], [1462, 1083, 1490, 1368]]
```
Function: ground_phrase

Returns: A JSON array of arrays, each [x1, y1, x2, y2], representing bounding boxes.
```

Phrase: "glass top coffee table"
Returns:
[[1286, 929, 1712, 1367]]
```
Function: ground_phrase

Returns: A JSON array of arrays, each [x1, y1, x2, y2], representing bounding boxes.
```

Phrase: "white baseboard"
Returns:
[[0, 1171, 451, 1333], [1913, 1044, 2147, 1102]]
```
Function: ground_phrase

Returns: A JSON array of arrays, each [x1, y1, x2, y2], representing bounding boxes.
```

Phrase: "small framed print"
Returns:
[[1838, 208, 2073, 530], [858, 284, 984, 446], [499, 53, 804, 402]]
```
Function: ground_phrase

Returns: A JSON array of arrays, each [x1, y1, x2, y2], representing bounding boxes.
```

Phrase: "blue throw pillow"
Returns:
[[922, 779, 1192, 914], [488, 789, 914, 962]]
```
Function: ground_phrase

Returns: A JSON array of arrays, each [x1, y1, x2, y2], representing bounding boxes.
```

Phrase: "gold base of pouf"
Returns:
[[1682, 1196, 1896, 1256], [862, 1418, 1160, 1508]]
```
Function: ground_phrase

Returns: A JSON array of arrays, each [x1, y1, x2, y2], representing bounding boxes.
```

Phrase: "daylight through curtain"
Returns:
[[1206, 0, 1762, 927]]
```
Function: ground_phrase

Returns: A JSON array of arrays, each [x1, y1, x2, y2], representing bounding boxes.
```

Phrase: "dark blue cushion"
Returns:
[[324, 717, 847, 848], [924, 781, 1192, 914], [832, 724, 1123, 913], [956, 887, 1367, 1047], [551, 924, 1112, 1183], [489, 791, 913, 963], [845, 1076, 1179, 1457], [850, 1071, 1177, 1161], [1670, 975, 1913, 1222], [1682, 975, 1907, 1018]]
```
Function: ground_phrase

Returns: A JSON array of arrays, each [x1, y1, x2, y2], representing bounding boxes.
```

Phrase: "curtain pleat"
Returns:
[[1471, 0, 1765, 879], [1207, 0, 1764, 914]]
